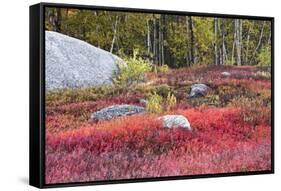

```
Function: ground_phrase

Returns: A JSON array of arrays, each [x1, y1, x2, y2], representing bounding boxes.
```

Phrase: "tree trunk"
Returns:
[[249, 21, 265, 65], [163, 15, 169, 66], [188, 16, 195, 65], [161, 15, 166, 65], [158, 18, 162, 65], [56, 8, 62, 32], [110, 16, 119, 53], [231, 20, 236, 65], [147, 19, 151, 54], [153, 17, 157, 64], [221, 18, 225, 65], [239, 19, 243, 65], [214, 17, 218, 65], [48, 8, 61, 32], [186, 17, 190, 66], [217, 19, 222, 65], [267, 26, 271, 45], [236, 19, 242, 66], [94, 11, 100, 48], [245, 24, 252, 64], [64, 9, 69, 34]]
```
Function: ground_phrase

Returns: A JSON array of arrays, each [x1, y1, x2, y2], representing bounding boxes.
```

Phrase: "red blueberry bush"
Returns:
[[46, 107, 271, 184], [46, 65, 271, 184]]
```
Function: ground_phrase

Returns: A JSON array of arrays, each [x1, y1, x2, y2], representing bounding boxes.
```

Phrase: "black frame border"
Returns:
[[29, 2, 274, 189]]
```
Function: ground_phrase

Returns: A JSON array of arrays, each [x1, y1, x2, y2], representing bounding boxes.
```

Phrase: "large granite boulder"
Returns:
[[45, 31, 124, 90], [189, 83, 210, 98], [159, 115, 192, 130], [90, 104, 145, 121]]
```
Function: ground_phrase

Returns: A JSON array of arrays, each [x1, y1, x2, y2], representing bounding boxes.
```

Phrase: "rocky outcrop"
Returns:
[[45, 31, 124, 90], [90, 104, 145, 121]]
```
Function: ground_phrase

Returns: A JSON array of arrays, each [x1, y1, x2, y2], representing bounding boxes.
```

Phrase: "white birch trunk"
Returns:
[[110, 16, 119, 53], [214, 17, 218, 65], [245, 24, 252, 64], [147, 19, 151, 54], [250, 21, 265, 65]]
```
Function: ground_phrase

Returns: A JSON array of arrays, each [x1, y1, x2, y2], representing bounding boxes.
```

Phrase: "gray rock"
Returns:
[[159, 115, 191, 130], [45, 31, 124, 91], [221, 72, 231, 76], [189, 83, 210, 98], [90, 104, 145, 121]]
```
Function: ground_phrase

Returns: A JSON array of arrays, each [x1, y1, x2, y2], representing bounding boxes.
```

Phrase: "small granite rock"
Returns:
[[221, 72, 231, 76], [90, 104, 145, 121], [189, 83, 210, 98], [159, 115, 192, 130]]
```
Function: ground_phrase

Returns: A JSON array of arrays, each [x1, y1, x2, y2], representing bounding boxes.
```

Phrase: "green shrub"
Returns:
[[132, 83, 154, 94], [155, 84, 172, 97], [158, 64, 169, 73], [166, 92, 177, 111], [258, 45, 271, 66], [146, 91, 177, 113], [146, 92, 163, 114], [113, 50, 152, 87], [205, 94, 220, 106], [255, 71, 271, 78]]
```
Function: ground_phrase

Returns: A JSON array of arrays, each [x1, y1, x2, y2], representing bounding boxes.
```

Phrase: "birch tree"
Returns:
[[250, 21, 265, 65], [188, 16, 195, 65], [214, 17, 218, 65], [44, 8, 272, 68], [235, 19, 242, 65], [221, 18, 226, 65], [110, 16, 119, 53], [245, 23, 252, 64]]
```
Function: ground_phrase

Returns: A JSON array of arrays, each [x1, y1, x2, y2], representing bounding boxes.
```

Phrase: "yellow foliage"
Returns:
[[146, 92, 163, 114], [166, 92, 177, 111]]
